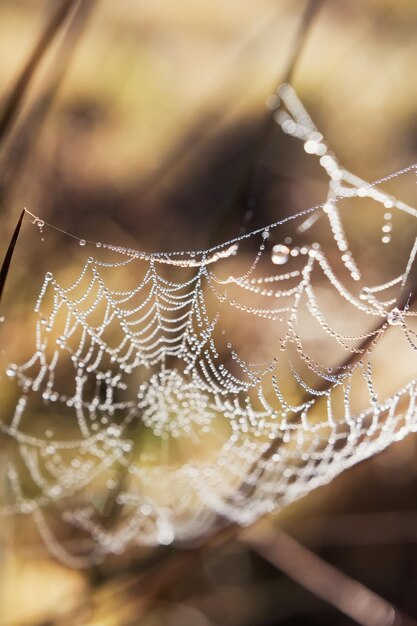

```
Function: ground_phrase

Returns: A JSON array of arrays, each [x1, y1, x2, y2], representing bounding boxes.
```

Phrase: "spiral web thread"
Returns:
[[1, 84, 417, 567]]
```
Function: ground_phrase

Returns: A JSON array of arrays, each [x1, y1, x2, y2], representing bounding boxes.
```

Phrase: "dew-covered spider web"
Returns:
[[1, 84, 417, 567]]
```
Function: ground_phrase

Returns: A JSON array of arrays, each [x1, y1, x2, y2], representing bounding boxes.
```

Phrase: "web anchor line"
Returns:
[[24, 157, 417, 261]]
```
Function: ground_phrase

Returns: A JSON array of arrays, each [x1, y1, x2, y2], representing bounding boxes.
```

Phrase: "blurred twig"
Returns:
[[0, 0, 80, 145], [241, 520, 416, 626], [290, 511, 417, 546], [281, 0, 324, 85], [0, 0, 99, 201]]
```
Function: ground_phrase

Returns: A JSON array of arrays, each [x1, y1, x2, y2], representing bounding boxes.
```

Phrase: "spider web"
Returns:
[[1, 85, 417, 567]]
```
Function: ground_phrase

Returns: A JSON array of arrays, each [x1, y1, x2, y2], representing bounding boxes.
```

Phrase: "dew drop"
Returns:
[[272, 244, 289, 265], [106, 478, 117, 490], [141, 503, 153, 516], [6, 366, 17, 377], [48, 485, 62, 498], [304, 140, 317, 154], [79, 239, 86, 247], [20, 500, 34, 514], [157, 525, 174, 546], [387, 307, 403, 326]]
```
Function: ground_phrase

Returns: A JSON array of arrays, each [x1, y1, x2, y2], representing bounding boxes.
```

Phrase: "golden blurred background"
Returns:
[[1, 1, 417, 625]]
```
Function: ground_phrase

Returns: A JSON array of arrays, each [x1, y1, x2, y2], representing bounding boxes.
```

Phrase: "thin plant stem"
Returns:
[[0, 209, 25, 307]]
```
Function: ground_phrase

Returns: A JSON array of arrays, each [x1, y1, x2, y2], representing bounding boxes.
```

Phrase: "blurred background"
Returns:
[[1, 0, 417, 624]]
